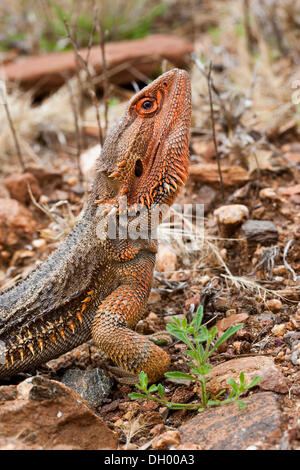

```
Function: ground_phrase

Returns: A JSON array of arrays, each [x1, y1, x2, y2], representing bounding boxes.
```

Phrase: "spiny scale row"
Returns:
[[4, 290, 95, 367]]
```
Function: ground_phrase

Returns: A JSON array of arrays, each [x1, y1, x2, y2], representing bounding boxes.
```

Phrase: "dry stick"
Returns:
[[269, 1, 289, 56], [63, 18, 104, 147], [1, 89, 26, 171], [96, 20, 109, 138], [81, 7, 99, 149], [207, 61, 224, 199], [64, 76, 83, 183], [191, 54, 227, 119], [243, 0, 256, 55]]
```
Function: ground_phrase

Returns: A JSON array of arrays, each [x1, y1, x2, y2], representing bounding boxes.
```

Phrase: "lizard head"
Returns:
[[97, 68, 191, 210]]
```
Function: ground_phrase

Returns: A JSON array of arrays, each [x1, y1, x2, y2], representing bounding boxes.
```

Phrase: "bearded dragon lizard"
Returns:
[[0, 68, 191, 383]]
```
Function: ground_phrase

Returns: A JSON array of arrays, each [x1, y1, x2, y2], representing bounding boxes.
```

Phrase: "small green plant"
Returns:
[[129, 306, 262, 411]]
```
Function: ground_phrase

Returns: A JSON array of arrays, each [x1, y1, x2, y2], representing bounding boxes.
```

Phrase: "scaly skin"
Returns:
[[0, 69, 191, 382]]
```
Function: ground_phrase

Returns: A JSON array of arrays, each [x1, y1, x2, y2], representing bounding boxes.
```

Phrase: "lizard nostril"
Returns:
[[135, 159, 143, 177]]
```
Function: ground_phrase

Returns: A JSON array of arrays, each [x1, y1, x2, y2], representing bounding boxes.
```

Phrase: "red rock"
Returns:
[[206, 356, 288, 396], [0, 198, 37, 248], [216, 313, 249, 336], [192, 140, 216, 160], [152, 430, 181, 450], [179, 392, 282, 450], [4, 172, 41, 204], [0, 376, 117, 450], [3, 35, 193, 91], [291, 194, 300, 205], [189, 164, 250, 187], [279, 184, 300, 196]]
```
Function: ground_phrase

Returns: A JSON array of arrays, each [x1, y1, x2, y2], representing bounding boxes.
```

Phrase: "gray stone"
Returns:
[[61, 368, 112, 408], [242, 220, 278, 245]]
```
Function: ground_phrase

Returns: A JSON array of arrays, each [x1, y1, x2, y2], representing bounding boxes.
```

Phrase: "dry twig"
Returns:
[[207, 61, 224, 199], [63, 18, 104, 147], [0, 82, 26, 171]]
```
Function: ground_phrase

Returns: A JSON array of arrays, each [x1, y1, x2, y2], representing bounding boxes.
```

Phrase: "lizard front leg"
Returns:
[[92, 257, 170, 383]]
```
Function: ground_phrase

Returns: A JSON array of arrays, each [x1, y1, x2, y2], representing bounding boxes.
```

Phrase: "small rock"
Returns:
[[190, 185, 217, 214], [279, 184, 300, 197], [207, 356, 288, 395], [214, 204, 249, 236], [60, 368, 113, 408], [271, 324, 286, 337], [192, 140, 216, 159], [32, 238, 46, 249], [290, 341, 300, 366], [4, 172, 41, 204], [174, 442, 203, 450], [216, 313, 249, 336], [185, 293, 201, 313], [148, 290, 162, 305], [179, 392, 282, 450], [259, 187, 280, 201], [0, 376, 117, 450], [283, 331, 300, 347], [241, 220, 279, 245], [156, 244, 177, 274], [152, 430, 181, 450], [80, 144, 101, 182], [0, 198, 37, 248], [189, 164, 250, 187], [265, 299, 283, 313]]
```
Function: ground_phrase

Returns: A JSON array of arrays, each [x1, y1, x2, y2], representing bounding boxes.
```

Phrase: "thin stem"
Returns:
[[207, 61, 224, 200]]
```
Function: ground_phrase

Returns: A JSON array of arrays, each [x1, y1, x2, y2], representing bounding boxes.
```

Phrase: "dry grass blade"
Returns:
[[207, 61, 224, 199], [63, 17, 104, 147], [0, 80, 25, 171]]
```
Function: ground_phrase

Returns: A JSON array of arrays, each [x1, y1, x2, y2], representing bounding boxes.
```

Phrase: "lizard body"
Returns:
[[0, 68, 191, 382]]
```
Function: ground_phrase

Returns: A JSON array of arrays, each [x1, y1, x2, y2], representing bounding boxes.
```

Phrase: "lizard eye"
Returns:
[[137, 97, 158, 115], [142, 100, 153, 110]]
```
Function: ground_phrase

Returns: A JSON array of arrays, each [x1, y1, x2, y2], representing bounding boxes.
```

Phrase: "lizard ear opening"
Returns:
[[134, 159, 143, 177]]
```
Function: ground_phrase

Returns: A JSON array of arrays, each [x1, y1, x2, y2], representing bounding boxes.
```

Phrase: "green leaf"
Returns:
[[227, 378, 239, 392], [166, 403, 190, 410], [236, 400, 246, 410], [191, 305, 204, 333], [197, 364, 212, 375], [166, 323, 189, 345], [210, 324, 244, 353], [186, 350, 198, 360], [207, 400, 218, 406], [139, 371, 148, 391], [215, 389, 226, 399], [239, 372, 245, 387], [246, 375, 263, 389], [157, 383, 165, 399], [164, 371, 195, 381], [129, 392, 147, 400], [148, 384, 158, 393]]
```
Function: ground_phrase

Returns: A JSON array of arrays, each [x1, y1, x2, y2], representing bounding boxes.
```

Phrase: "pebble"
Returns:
[[265, 299, 283, 312], [271, 324, 286, 337]]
